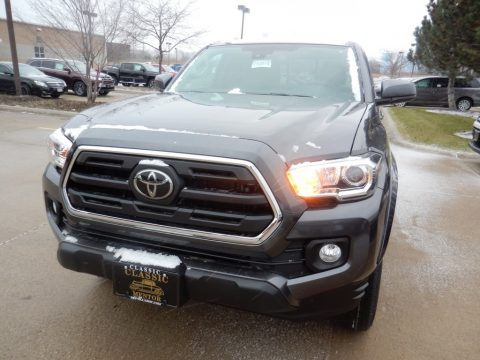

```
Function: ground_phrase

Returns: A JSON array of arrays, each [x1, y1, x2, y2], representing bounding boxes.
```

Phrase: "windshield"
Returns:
[[143, 64, 159, 72], [18, 63, 46, 76], [171, 44, 362, 102], [66, 60, 88, 74]]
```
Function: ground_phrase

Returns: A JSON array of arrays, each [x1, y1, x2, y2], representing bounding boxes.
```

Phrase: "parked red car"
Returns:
[[27, 58, 115, 96]]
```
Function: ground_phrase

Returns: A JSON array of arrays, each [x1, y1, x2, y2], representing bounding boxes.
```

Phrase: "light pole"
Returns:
[[82, 10, 97, 64], [166, 42, 172, 65], [4, 0, 21, 95], [237, 5, 250, 40], [397, 51, 404, 78]]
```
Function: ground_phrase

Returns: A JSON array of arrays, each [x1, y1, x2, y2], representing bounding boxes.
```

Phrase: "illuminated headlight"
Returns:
[[34, 80, 48, 87], [47, 128, 73, 168], [286, 154, 381, 201]]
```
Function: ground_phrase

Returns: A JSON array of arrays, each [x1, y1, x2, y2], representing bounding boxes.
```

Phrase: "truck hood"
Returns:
[[65, 92, 367, 163]]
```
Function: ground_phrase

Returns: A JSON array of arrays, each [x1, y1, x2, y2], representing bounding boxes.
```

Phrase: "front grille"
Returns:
[[64, 148, 279, 240], [46, 81, 64, 87]]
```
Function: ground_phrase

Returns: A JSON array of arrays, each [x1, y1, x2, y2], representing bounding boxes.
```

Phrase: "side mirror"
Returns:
[[154, 73, 173, 92], [66, 68, 72, 74], [141, 67, 146, 72], [375, 79, 416, 106]]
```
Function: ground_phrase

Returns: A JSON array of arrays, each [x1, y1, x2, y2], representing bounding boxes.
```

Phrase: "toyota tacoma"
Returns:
[[43, 42, 415, 331]]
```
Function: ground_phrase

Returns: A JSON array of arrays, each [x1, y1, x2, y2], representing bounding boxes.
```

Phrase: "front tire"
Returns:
[[73, 81, 87, 96], [456, 98, 472, 112], [146, 79, 154, 88], [349, 263, 383, 331], [51, 92, 61, 99], [21, 84, 31, 95]]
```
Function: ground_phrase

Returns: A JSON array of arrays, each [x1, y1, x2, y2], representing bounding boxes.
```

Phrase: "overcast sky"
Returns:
[[1, 0, 429, 59]]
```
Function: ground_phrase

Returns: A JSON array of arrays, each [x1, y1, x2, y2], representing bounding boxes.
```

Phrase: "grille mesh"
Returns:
[[65, 151, 275, 237]]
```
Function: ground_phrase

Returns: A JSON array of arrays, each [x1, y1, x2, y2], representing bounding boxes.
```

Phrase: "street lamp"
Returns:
[[166, 42, 172, 64], [82, 10, 98, 63], [398, 51, 404, 78], [237, 5, 250, 40]]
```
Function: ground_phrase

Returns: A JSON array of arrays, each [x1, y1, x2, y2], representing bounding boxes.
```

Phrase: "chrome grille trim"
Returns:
[[62, 146, 283, 245]]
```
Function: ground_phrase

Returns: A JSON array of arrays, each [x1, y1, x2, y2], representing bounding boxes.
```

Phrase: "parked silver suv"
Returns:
[[399, 76, 480, 111]]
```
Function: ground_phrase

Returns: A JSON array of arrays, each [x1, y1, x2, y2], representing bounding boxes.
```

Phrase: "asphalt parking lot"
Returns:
[[0, 108, 479, 359]]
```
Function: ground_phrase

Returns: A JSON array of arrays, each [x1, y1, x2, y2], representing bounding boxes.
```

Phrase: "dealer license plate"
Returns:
[[113, 261, 185, 307]]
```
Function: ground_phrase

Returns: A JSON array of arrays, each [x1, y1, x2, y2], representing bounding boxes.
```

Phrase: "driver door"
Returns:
[[412, 78, 434, 105]]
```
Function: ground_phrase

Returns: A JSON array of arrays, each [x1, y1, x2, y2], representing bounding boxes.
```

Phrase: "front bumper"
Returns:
[[43, 157, 390, 318], [470, 126, 480, 154], [53, 230, 368, 318], [38, 85, 67, 96]]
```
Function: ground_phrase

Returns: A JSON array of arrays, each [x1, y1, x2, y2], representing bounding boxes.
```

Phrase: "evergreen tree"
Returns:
[[414, 0, 480, 109]]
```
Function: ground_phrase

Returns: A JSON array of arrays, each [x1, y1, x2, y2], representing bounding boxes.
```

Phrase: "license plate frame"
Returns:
[[112, 261, 185, 307]]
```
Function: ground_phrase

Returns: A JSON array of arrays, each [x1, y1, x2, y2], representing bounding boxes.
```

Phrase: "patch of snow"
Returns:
[[61, 230, 78, 243], [305, 141, 322, 150], [139, 159, 169, 167], [64, 124, 89, 140], [454, 131, 473, 140], [278, 154, 287, 162], [426, 109, 479, 119], [227, 88, 243, 94], [91, 124, 239, 139], [292, 145, 299, 153], [64, 235, 78, 243], [106, 247, 181, 269]]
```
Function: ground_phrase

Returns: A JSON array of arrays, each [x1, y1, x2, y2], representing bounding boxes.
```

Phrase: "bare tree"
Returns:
[[26, 0, 125, 104], [382, 51, 409, 78], [125, 0, 204, 68], [368, 58, 382, 75]]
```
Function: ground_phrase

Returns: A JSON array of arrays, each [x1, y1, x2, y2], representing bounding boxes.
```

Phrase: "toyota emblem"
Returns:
[[133, 169, 174, 200]]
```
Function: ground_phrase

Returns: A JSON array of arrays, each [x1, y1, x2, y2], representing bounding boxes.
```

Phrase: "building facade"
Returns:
[[0, 19, 107, 63]]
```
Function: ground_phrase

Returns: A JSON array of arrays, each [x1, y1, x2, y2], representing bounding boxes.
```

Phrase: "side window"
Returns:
[[0, 64, 11, 74], [470, 79, 480, 88], [42, 60, 55, 69], [433, 78, 448, 88], [454, 78, 472, 88], [54, 62, 65, 71], [122, 63, 133, 71], [133, 64, 143, 71], [415, 78, 432, 89], [29, 60, 41, 67]]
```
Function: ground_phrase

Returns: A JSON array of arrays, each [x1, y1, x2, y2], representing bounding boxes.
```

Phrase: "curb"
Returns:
[[382, 107, 478, 160], [0, 104, 76, 117]]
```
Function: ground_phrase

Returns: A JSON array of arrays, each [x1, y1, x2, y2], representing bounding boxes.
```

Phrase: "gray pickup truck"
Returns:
[[103, 62, 160, 88], [400, 76, 480, 111], [44, 41, 416, 331]]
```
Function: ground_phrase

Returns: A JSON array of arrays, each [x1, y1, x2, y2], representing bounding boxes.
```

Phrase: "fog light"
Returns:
[[319, 244, 342, 263]]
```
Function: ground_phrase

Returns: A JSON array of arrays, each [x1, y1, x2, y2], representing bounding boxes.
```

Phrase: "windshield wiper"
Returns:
[[244, 92, 315, 98]]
